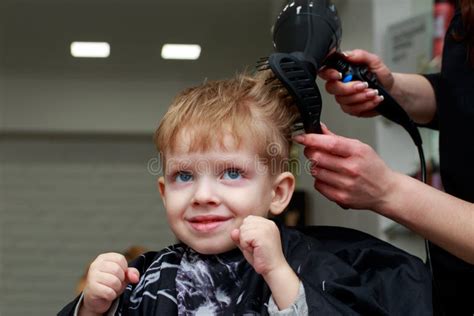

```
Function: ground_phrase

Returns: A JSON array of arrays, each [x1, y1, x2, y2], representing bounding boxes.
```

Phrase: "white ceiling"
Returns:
[[0, 0, 281, 80]]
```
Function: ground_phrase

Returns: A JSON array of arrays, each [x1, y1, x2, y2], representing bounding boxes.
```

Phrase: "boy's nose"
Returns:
[[191, 178, 221, 207]]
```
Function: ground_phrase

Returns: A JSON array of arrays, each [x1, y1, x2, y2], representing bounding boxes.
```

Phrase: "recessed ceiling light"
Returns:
[[161, 44, 201, 60], [70, 42, 110, 58]]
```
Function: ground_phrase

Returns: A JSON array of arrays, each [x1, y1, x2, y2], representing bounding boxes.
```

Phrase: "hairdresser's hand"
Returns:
[[294, 125, 396, 210], [79, 253, 140, 316], [319, 49, 394, 118], [231, 216, 299, 310]]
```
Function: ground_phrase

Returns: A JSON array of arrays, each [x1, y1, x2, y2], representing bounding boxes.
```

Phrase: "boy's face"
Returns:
[[158, 135, 293, 254]]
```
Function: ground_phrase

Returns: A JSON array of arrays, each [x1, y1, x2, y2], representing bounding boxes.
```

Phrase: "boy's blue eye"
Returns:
[[223, 169, 242, 180], [176, 172, 193, 183]]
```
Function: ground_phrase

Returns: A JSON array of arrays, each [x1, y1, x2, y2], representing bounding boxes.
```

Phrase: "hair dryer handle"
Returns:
[[324, 53, 422, 146]]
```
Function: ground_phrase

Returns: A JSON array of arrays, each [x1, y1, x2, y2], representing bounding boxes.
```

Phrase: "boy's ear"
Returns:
[[269, 172, 295, 216], [158, 177, 166, 207]]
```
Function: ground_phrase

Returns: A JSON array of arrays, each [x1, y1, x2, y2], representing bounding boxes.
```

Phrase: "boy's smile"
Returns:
[[187, 215, 233, 233], [158, 136, 292, 255]]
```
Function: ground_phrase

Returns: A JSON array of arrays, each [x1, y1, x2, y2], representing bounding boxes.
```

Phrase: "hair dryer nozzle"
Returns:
[[273, 0, 342, 72], [260, 0, 341, 134], [266, 53, 323, 134]]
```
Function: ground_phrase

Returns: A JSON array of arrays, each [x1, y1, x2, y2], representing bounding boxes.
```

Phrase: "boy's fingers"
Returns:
[[98, 253, 128, 271], [126, 268, 140, 284], [231, 229, 253, 255], [242, 215, 265, 227], [91, 283, 118, 302], [235, 226, 256, 251], [230, 228, 240, 243], [99, 261, 125, 282], [95, 273, 123, 295], [235, 229, 254, 249]]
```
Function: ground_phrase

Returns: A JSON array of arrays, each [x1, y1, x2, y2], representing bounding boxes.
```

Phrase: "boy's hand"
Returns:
[[80, 253, 140, 316], [231, 215, 285, 276], [231, 216, 300, 310]]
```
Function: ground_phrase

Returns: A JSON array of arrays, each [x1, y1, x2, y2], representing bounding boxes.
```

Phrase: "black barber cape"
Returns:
[[58, 224, 432, 315]]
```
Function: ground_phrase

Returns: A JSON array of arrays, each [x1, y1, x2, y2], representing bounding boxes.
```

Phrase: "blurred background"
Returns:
[[0, 0, 452, 314]]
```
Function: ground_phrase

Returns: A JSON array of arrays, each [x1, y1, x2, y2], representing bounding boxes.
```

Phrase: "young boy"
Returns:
[[59, 72, 432, 315]]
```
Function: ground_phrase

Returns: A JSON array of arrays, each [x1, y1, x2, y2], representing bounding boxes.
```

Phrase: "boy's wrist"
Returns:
[[262, 262, 300, 310], [78, 300, 102, 316], [262, 261, 292, 285]]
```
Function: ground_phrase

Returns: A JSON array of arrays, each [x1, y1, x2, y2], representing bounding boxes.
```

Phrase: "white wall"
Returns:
[[1, 136, 176, 315], [0, 3, 4, 130], [0, 13, 4, 117], [373, 0, 434, 175], [372, 0, 434, 257], [0, 2, 6, 312]]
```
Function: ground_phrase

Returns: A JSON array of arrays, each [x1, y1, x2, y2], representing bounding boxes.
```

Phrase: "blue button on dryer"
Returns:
[[342, 74, 353, 83]]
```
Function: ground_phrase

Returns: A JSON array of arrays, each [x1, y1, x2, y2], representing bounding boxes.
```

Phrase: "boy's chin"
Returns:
[[190, 241, 237, 255]]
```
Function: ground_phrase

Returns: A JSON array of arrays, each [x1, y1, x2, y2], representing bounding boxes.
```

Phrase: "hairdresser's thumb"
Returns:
[[343, 49, 369, 63], [126, 267, 140, 284]]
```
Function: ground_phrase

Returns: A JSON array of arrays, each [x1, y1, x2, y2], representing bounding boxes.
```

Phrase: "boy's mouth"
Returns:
[[187, 215, 231, 233]]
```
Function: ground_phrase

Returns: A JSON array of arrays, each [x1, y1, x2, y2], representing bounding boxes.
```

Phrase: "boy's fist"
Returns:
[[80, 253, 140, 316], [232, 216, 301, 311], [231, 216, 286, 276]]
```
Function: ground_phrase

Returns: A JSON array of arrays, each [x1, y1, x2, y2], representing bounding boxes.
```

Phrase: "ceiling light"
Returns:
[[161, 44, 201, 60], [70, 42, 110, 58]]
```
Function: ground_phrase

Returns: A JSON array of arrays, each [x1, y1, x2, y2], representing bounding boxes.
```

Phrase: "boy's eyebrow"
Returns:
[[164, 155, 257, 173], [163, 158, 192, 172]]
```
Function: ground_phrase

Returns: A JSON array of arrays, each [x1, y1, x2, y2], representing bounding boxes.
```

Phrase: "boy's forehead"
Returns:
[[168, 129, 254, 155]]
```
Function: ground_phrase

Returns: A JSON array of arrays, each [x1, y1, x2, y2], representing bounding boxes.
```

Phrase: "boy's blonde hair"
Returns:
[[154, 72, 300, 170]]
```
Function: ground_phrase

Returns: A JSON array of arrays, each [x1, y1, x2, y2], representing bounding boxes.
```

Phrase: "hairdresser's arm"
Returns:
[[294, 129, 474, 264], [382, 170, 474, 264], [320, 49, 437, 124]]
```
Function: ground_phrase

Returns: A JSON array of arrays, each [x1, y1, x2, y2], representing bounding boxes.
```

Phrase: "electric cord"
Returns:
[[417, 144, 434, 279]]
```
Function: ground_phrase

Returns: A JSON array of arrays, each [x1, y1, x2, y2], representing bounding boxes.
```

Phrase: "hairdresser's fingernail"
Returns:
[[366, 89, 379, 97], [354, 82, 369, 90], [336, 72, 343, 80], [343, 50, 354, 57], [293, 135, 305, 142], [378, 95, 385, 102]]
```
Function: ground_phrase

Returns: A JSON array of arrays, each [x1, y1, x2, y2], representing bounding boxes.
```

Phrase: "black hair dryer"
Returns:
[[261, 0, 422, 148]]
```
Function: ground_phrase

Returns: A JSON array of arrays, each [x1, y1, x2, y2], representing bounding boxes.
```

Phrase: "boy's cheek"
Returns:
[[233, 200, 271, 218]]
